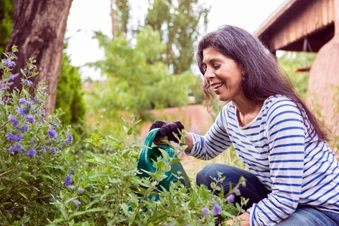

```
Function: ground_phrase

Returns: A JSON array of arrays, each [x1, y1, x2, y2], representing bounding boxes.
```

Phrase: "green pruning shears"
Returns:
[[137, 128, 191, 201]]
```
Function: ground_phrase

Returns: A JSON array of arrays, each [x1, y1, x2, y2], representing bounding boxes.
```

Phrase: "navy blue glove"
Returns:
[[150, 120, 184, 143]]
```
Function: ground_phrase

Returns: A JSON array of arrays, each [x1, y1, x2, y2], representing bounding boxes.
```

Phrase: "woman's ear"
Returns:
[[240, 65, 246, 80]]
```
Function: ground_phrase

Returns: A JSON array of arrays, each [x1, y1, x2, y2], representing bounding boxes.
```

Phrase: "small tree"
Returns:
[[87, 26, 198, 137], [145, 0, 210, 74]]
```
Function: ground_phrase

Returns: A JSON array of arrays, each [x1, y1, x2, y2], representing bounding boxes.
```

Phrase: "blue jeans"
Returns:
[[196, 163, 339, 225]]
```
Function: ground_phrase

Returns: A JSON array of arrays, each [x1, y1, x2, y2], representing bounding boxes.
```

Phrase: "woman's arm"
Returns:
[[181, 132, 194, 153], [225, 212, 250, 226]]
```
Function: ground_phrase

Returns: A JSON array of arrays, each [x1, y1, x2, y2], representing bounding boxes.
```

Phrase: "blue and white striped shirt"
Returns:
[[188, 95, 339, 225]]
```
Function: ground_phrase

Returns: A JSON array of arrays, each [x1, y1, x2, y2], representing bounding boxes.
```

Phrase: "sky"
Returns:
[[65, 0, 286, 80]]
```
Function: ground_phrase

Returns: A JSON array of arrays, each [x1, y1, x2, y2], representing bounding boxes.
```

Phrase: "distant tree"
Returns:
[[145, 0, 210, 74], [0, 0, 15, 54], [89, 26, 197, 123], [4, 0, 73, 114], [110, 0, 130, 38]]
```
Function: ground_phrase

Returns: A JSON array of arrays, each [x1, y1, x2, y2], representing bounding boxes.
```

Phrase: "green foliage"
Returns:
[[50, 125, 246, 225], [55, 51, 86, 143], [1, 47, 248, 226], [277, 51, 316, 99], [0, 0, 15, 54], [188, 75, 204, 104], [0, 47, 72, 225], [145, 0, 210, 74], [87, 26, 199, 138]]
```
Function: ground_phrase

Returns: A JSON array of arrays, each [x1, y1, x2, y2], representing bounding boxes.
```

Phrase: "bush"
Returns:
[[0, 46, 73, 225]]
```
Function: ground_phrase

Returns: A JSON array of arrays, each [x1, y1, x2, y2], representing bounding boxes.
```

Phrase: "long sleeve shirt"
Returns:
[[187, 95, 339, 225]]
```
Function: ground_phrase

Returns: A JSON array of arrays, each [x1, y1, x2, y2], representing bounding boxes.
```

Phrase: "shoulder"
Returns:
[[218, 101, 234, 116], [264, 95, 299, 113], [263, 95, 303, 123], [214, 102, 235, 125]]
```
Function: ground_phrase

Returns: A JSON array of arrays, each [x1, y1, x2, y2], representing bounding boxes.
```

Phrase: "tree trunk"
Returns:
[[110, 0, 117, 38], [5, 0, 72, 114]]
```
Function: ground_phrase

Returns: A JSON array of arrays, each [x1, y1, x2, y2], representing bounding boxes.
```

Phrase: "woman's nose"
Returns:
[[204, 67, 214, 79]]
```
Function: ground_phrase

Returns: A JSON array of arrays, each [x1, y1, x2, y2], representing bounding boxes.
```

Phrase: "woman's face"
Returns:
[[202, 47, 244, 102]]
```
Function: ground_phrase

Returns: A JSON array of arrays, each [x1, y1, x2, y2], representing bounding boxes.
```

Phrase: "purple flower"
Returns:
[[64, 175, 72, 185], [29, 95, 40, 105], [17, 125, 29, 132], [64, 134, 73, 146], [70, 168, 75, 175], [15, 143, 25, 152], [78, 187, 84, 193], [8, 114, 18, 126], [211, 200, 222, 215], [9, 146, 19, 153], [27, 149, 36, 157], [16, 107, 28, 115], [6, 133, 17, 141], [49, 122, 57, 128], [10, 73, 17, 80], [48, 129, 57, 139], [5, 133, 23, 142], [19, 98, 31, 106], [16, 133, 23, 141], [3, 59, 16, 67], [202, 206, 209, 216], [40, 149, 46, 154], [49, 147, 56, 154], [73, 199, 81, 206], [50, 197, 55, 202], [21, 79, 33, 87], [25, 115, 35, 123], [227, 194, 235, 203]]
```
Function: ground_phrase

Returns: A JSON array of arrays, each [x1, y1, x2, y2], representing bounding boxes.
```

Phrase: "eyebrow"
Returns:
[[202, 58, 220, 65]]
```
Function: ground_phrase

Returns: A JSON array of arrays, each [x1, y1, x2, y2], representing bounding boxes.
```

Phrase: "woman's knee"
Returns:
[[196, 164, 240, 189]]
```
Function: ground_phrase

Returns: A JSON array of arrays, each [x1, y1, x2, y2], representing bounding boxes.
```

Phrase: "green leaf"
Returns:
[[69, 208, 109, 218], [19, 192, 28, 200]]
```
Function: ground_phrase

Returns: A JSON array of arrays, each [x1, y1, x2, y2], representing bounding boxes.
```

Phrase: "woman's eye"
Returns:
[[213, 64, 220, 69]]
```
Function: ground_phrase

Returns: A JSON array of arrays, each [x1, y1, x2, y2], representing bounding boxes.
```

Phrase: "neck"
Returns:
[[233, 97, 264, 126], [233, 98, 263, 115]]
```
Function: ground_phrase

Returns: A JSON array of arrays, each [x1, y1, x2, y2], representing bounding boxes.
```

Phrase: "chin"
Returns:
[[217, 96, 230, 102]]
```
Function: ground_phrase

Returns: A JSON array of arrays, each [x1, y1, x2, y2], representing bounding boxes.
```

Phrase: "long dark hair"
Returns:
[[195, 25, 328, 141]]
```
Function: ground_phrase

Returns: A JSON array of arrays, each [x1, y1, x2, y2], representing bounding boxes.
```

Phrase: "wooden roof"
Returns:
[[254, 0, 335, 53]]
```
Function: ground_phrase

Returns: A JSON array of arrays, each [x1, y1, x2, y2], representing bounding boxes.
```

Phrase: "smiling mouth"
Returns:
[[210, 82, 224, 89]]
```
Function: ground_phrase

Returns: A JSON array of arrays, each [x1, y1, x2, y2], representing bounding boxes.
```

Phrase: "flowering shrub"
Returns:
[[0, 46, 73, 225]]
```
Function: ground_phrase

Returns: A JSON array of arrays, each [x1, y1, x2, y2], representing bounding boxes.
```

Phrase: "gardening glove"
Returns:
[[150, 120, 184, 143]]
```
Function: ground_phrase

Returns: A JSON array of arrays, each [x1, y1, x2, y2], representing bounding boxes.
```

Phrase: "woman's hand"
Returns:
[[150, 120, 185, 143], [225, 212, 250, 226]]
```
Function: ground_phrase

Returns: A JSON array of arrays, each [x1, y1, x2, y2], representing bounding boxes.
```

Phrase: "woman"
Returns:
[[150, 25, 339, 225]]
